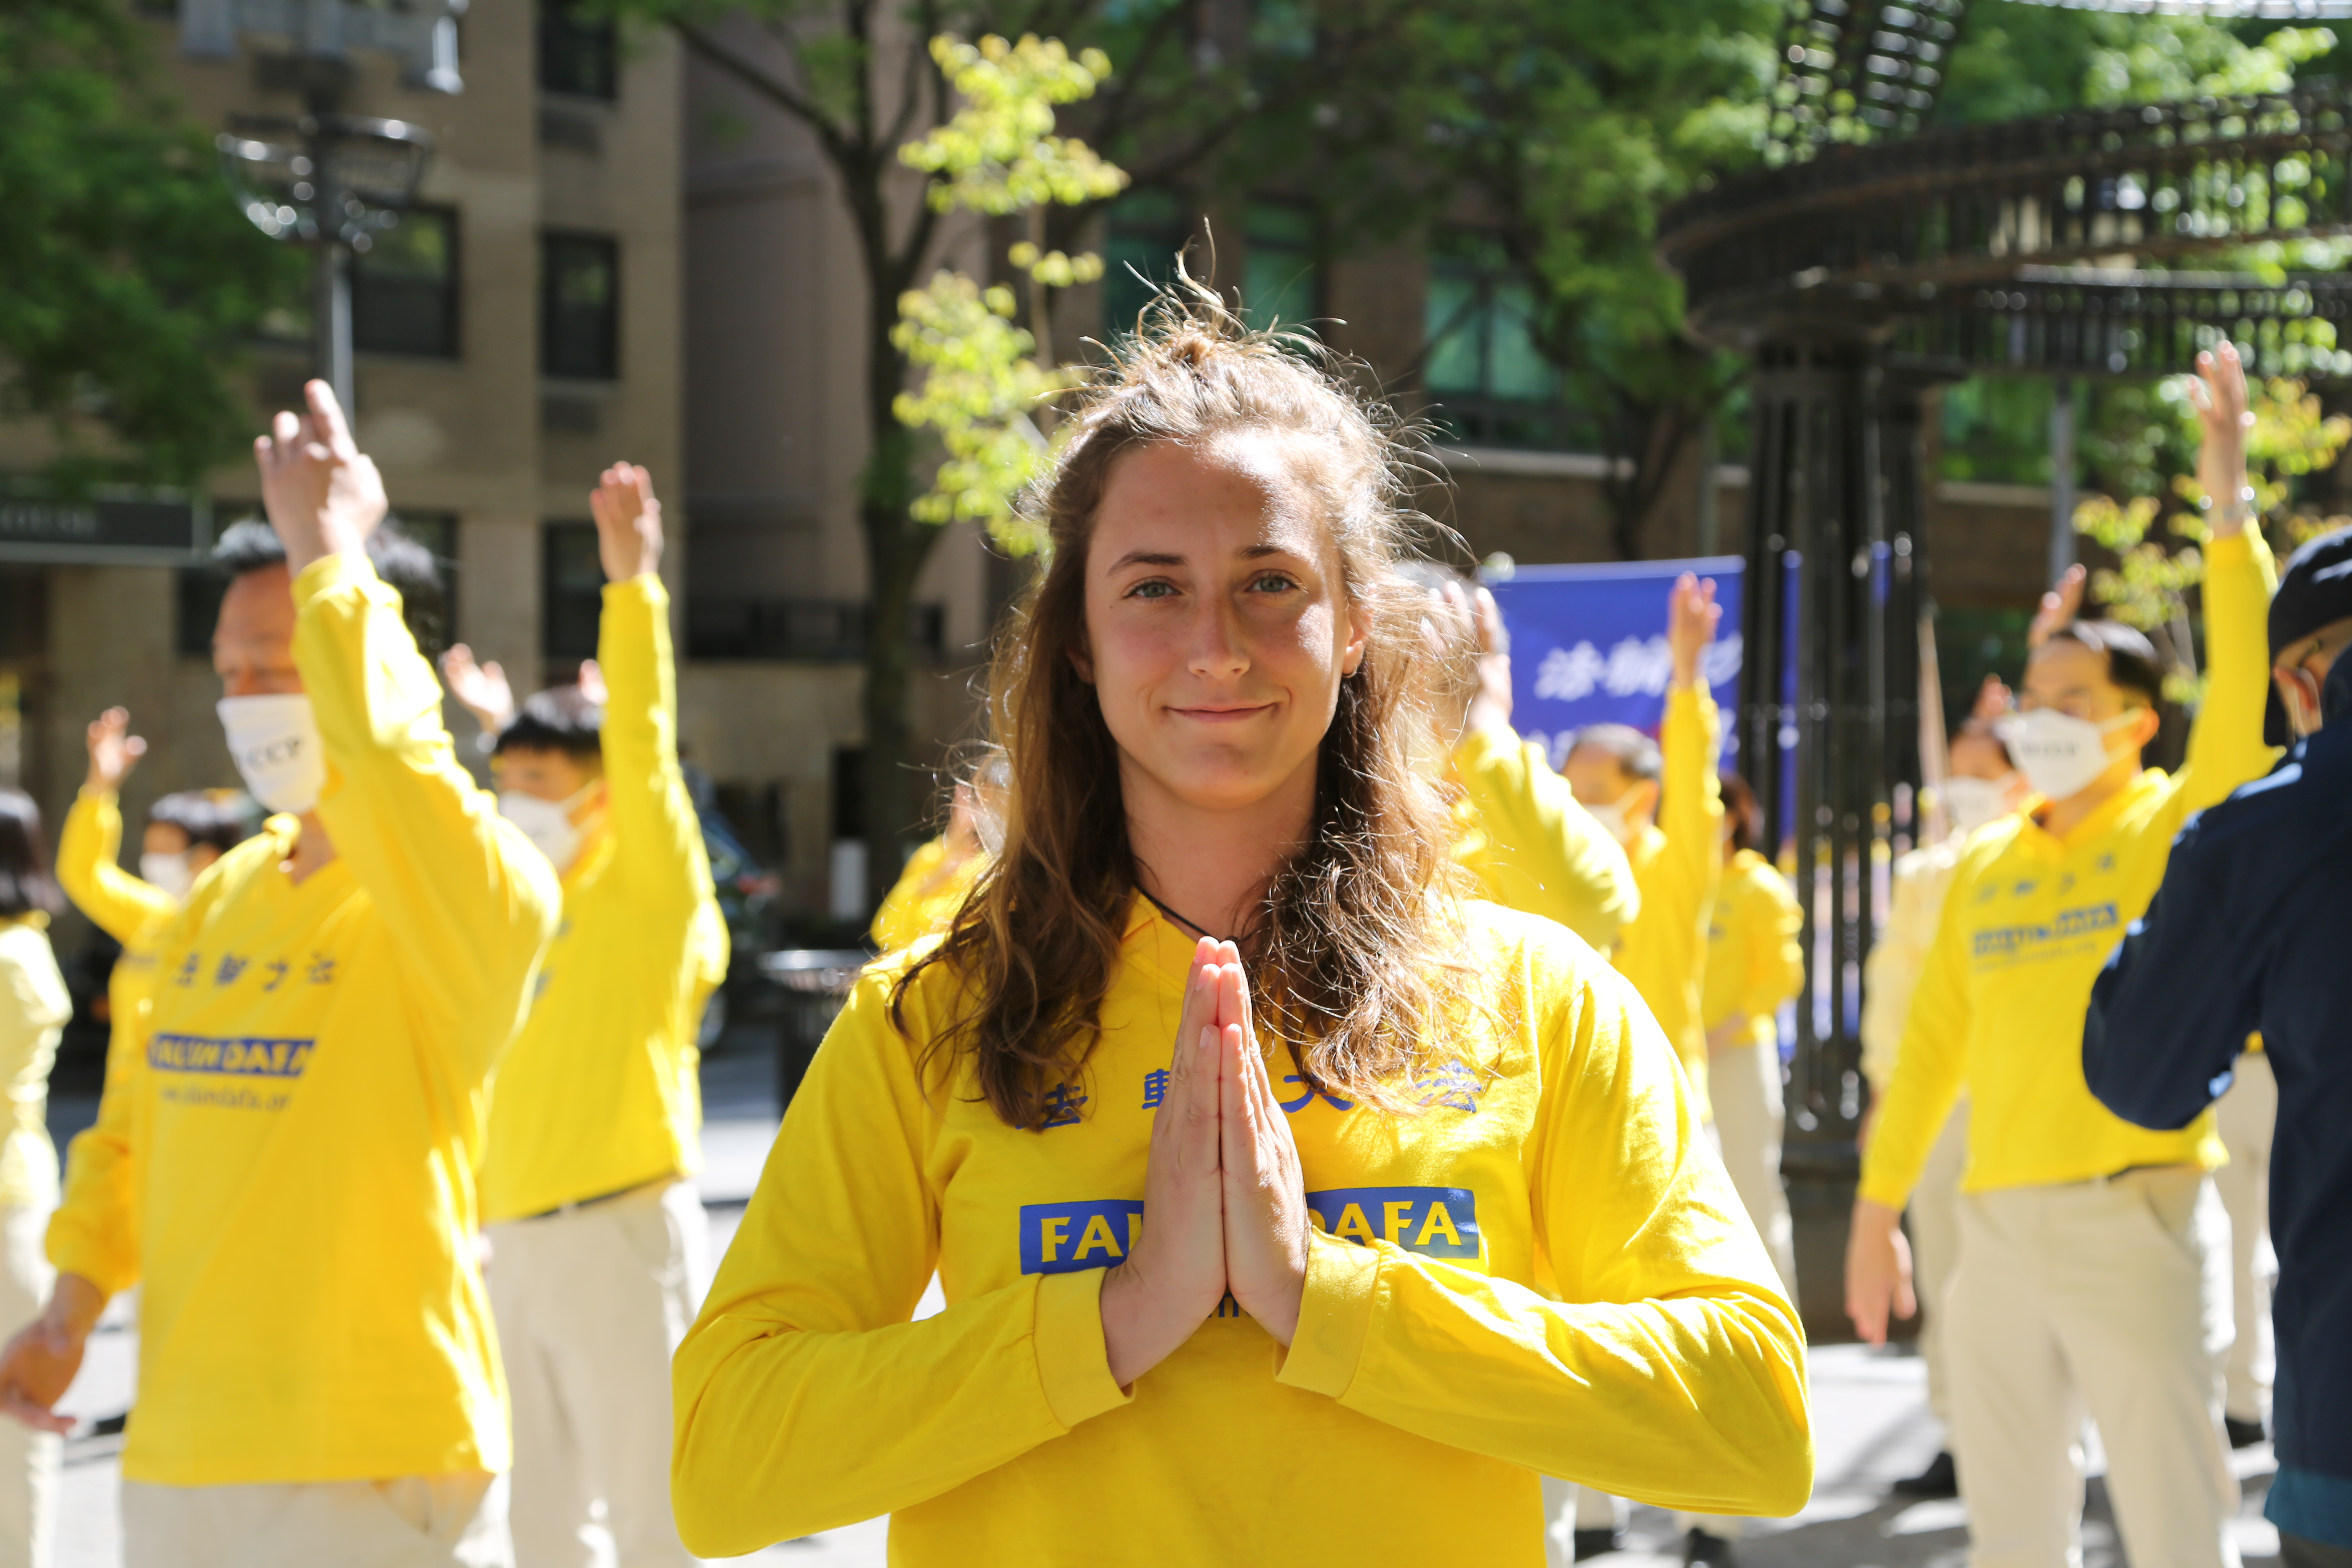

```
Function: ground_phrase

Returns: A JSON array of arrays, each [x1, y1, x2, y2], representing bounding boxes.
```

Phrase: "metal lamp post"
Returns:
[[218, 116, 434, 414]]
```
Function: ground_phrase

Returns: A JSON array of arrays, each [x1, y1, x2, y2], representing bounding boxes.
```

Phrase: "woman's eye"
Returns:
[[1127, 579, 1176, 600], [1250, 572, 1297, 593]]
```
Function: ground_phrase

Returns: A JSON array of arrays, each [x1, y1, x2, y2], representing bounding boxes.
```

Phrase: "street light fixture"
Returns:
[[218, 114, 434, 415]]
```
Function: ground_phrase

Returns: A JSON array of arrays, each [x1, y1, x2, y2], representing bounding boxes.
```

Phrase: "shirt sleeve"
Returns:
[[293, 553, 561, 1078], [1657, 686, 1726, 1079], [56, 791, 176, 946], [670, 966, 1131, 1558], [1451, 725, 1640, 951], [48, 964, 151, 1298], [1274, 950, 1813, 1519], [1857, 851, 1980, 1208], [2178, 531, 2280, 816], [1860, 852, 1937, 1090], [872, 840, 949, 953], [598, 576, 720, 932], [2084, 804, 2264, 1131]]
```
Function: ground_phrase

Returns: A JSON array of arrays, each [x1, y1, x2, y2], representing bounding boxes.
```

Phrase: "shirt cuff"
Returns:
[[1274, 1227, 1382, 1400], [1032, 1269, 1131, 1430], [2205, 530, 2252, 567], [291, 549, 377, 609], [602, 573, 668, 611]]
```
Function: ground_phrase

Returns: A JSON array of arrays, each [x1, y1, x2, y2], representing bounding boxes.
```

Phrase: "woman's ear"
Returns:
[[1069, 636, 1095, 685], [1340, 602, 1371, 678], [2127, 704, 2162, 751]]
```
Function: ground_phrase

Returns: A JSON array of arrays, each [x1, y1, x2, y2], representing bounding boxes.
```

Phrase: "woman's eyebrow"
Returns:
[[1105, 549, 1185, 573]]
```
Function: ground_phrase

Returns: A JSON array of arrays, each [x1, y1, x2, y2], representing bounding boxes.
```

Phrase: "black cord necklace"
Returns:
[[1138, 886, 1222, 943]]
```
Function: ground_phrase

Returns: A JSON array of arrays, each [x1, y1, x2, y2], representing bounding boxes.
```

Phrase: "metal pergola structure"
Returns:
[[1657, 0, 2352, 1182]]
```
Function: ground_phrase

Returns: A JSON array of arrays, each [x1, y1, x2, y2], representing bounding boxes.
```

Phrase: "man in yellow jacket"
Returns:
[[1563, 573, 1726, 1118], [1847, 343, 2276, 1568], [476, 463, 728, 1568], [0, 381, 561, 1566]]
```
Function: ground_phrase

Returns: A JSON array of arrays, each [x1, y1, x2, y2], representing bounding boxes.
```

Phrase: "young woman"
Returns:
[[672, 311, 1812, 1566], [0, 790, 68, 1565]]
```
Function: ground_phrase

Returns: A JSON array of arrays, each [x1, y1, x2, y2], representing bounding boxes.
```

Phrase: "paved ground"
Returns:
[[46, 1039, 2286, 1566]]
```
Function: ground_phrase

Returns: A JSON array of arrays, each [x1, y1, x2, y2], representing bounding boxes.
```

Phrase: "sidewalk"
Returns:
[[45, 1042, 2287, 1566]]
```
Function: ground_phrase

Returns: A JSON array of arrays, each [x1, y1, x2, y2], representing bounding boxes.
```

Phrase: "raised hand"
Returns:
[[576, 657, 608, 708], [2189, 339, 2254, 537], [84, 708, 146, 794], [254, 380, 388, 575], [2027, 565, 2086, 650], [590, 463, 664, 584], [1100, 938, 1229, 1387], [1212, 947, 1310, 1345], [1969, 672, 2014, 726], [439, 645, 517, 737], [1667, 572, 1721, 690]]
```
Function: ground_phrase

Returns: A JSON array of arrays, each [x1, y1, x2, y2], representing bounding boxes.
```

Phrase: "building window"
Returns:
[[1243, 202, 1317, 334], [541, 234, 619, 380], [543, 521, 602, 658], [539, 0, 617, 100], [1101, 191, 1192, 341], [353, 208, 460, 359], [1422, 236, 1585, 450]]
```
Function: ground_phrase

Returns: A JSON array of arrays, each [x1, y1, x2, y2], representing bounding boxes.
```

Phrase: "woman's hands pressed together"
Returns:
[[1098, 938, 1312, 1388]]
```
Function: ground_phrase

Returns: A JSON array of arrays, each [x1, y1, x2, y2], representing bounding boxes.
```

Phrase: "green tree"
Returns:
[[892, 33, 1125, 553], [0, 0, 298, 488], [1332, 0, 1779, 557]]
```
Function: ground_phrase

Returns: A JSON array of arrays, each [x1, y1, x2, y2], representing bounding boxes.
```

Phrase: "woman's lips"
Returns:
[[1168, 702, 1276, 724]]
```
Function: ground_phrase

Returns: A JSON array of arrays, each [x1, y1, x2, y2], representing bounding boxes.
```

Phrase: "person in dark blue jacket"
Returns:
[[2085, 525, 2352, 1568]]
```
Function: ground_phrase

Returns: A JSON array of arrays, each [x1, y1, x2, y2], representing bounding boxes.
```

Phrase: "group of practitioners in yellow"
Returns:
[[0, 306, 2294, 1568]]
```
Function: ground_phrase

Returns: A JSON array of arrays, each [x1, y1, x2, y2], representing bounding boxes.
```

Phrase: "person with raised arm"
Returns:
[[669, 307, 1809, 1566], [1845, 341, 2279, 1568], [475, 463, 728, 1568], [0, 382, 560, 1567], [1559, 579, 1727, 1126]]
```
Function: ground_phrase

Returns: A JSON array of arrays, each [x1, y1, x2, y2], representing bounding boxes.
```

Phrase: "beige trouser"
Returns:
[[1911, 1100, 1969, 1426], [1947, 1167, 2240, 1568], [485, 1180, 706, 1568], [2213, 1053, 2277, 1423], [1539, 1476, 1624, 1565], [1709, 1040, 1798, 1297], [0, 1205, 57, 1568], [122, 1472, 510, 1568]]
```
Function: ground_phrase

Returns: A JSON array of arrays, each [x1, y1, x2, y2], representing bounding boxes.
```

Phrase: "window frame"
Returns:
[[540, 231, 621, 382], [351, 205, 463, 361]]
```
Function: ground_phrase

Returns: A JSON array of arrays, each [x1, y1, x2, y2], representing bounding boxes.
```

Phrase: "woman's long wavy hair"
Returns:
[[893, 294, 1474, 1130]]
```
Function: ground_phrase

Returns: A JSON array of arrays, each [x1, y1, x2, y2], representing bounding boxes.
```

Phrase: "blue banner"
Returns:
[[1486, 556, 1744, 768]]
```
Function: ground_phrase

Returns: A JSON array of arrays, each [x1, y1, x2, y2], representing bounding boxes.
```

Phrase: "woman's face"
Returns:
[[1077, 434, 1368, 819]]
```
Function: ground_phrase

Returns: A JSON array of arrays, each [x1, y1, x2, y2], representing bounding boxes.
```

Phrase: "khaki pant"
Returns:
[[0, 1205, 57, 1568], [1539, 1476, 1623, 1565], [485, 1180, 705, 1568], [2213, 1053, 2277, 1423], [1947, 1167, 2240, 1568], [1912, 1100, 1969, 1425], [1709, 1040, 1797, 1297], [122, 1472, 510, 1568]]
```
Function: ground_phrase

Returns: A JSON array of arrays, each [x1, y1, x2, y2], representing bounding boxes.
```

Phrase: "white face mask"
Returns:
[[499, 783, 601, 874], [217, 694, 327, 815], [139, 851, 194, 900], [1582, 795, 1637, 845], [1993, 709, 2142, 804], [1941, 773, 2020, 837]]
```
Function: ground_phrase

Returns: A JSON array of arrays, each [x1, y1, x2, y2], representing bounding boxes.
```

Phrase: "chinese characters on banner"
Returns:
[[1484, 556, 1744, 767]]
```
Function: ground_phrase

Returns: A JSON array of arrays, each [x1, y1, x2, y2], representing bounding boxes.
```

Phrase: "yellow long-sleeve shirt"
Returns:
[[47, 551, 561, 1486], [672, 897, 1811, 1565], [1860, 531, 2277, 1208], [0, 915, 68, 1212], [870, 837, 983, 955], [1703, 848, 1803, 1054], [1451, 724, 1640, 953], [481, 576, 728, 1223], [56, 789, 178, 1046], [1610, 686, 1724, 1119]]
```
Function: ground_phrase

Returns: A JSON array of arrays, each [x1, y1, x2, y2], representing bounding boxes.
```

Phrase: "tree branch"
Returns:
[[675, 19, 850, 164]]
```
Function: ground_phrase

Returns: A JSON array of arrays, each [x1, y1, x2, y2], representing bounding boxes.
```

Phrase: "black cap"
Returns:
[[2265, 525, 2352, 745]]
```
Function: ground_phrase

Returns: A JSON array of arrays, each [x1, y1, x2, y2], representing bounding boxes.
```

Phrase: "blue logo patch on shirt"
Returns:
[[1018, 1199, 1145, 1274], [147, 1033, 314, 1078], [1971, 902, 2119, 959], [1306, 1186, 1480, 1260]]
